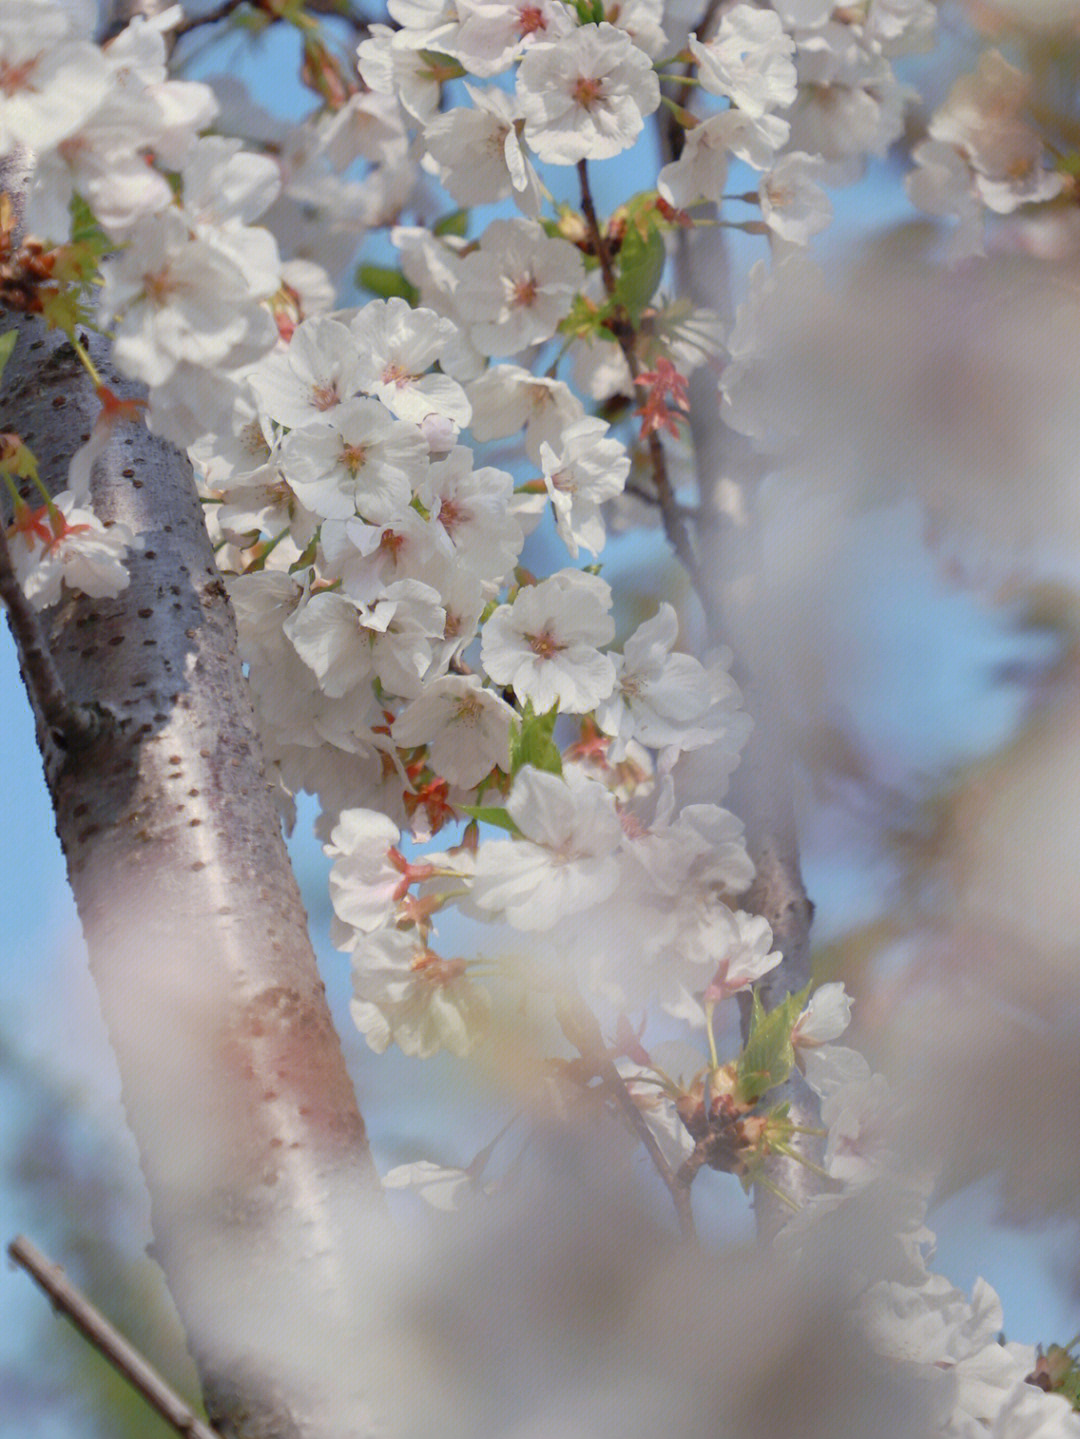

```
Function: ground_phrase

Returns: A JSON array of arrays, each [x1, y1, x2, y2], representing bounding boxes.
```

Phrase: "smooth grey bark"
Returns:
[[2, 161, 386, 1437]]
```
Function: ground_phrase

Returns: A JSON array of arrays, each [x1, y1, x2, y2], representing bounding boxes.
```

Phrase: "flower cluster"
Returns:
[[6, 4, 1079, 1435]]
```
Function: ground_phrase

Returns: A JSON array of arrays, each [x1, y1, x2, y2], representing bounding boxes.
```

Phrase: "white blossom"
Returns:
[[689, 6, 797, 119], [470, 765, 623, 929], [351, 924, 491, 1056], [538, 416, 629, 558], [517, 23, 661, 165], [457, 218, 584, 357], [10, 492, 135, 609], [481, 570, 616, 713], [278, 397, 429, 522], [350, 299, 472, 428], [391, 675, 515, 787]]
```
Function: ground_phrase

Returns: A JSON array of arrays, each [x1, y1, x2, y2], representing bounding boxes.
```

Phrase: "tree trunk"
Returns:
[[2, 162, 386, 1438]]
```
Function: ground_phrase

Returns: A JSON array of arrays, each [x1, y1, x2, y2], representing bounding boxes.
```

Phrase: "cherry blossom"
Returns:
[[349, 298, 472, 428], [596, 603, 723, 758], [759, 152, 833, 245], [9, 492, 135, 609], [516, 23, 661, 165], [99, 209, 277, 389], [792, 982, 853, 1050], [456, 218, 585, 357], [350, 924, 491, 1056], [0, 1, 108, 157], [422, 87, 542, 216], [277, 397, 429, 523], [689, 6, 797, 119], [480, 569, 616, 713], [391, 674, 515, 788], [326, 808, 406, 936], [453, 0, 576, 77], [470, 764, 623, 930], [418, 447, 523, 580], [537, 415, 629, 558]]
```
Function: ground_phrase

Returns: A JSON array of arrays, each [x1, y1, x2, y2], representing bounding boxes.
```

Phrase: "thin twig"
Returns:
[[8, 1235, 224, 1439], [576, 159, 616, 295], [173, 0, 247, 35], [173, 0, 375, 38], [663, 0, 725, 161], [0, 525, 104, 749], [575, 159, 704, 592], [555, 995, 696, 1239]]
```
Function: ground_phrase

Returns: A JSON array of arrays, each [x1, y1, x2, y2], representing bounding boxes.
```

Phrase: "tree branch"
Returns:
[[556, 994, 696, 1239], [8, 1235, 224, 1439], [575, 158, 704, 591], [2, 158, 388, 1436]]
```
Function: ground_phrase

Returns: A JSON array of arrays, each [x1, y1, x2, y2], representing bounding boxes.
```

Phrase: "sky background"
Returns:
[[3, 7, 1080, 1434]]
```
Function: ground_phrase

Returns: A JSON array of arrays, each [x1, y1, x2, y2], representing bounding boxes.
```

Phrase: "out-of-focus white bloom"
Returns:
[[906, 139, 985, 262], [759, 152, 833, 244], [351, 924, 491, 1056], [470, 764, 623, 929], [517, 23, 660, 164], [792, 981, 853, 1049], [382, 1160, 481, 1210], [0, 0, 108, 156], [927, 50, 1065, 216], [822, 1069, 895, 1185], [179, 134, 281, 293], [98, 209, 277, 388], [481, 570, 616, 713], [786, 24, 910, 164]]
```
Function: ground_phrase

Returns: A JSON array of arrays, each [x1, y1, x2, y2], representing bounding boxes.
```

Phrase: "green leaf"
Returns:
[[458, 804, 522, 836], [736, 984, 810, 1105], [356, 264, 419, 305], [0, 331, 17, 386], [433, 209, 468, 238], [614, 223, 666, 326], [510, 701, 562, 777]]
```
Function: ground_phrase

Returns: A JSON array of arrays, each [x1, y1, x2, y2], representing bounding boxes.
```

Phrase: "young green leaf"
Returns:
[[458, 804, 522, 836], [509, 701, 562, 777], [356, 265, 419, 305], [614, 224, 666, 326], [736, 984, 810, 1105]]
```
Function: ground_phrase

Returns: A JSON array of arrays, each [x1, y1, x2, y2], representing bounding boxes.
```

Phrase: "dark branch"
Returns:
[[8, 1235, 224, 1439], [556, 994, 696, 1239], [575, 159, 704, 591]]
